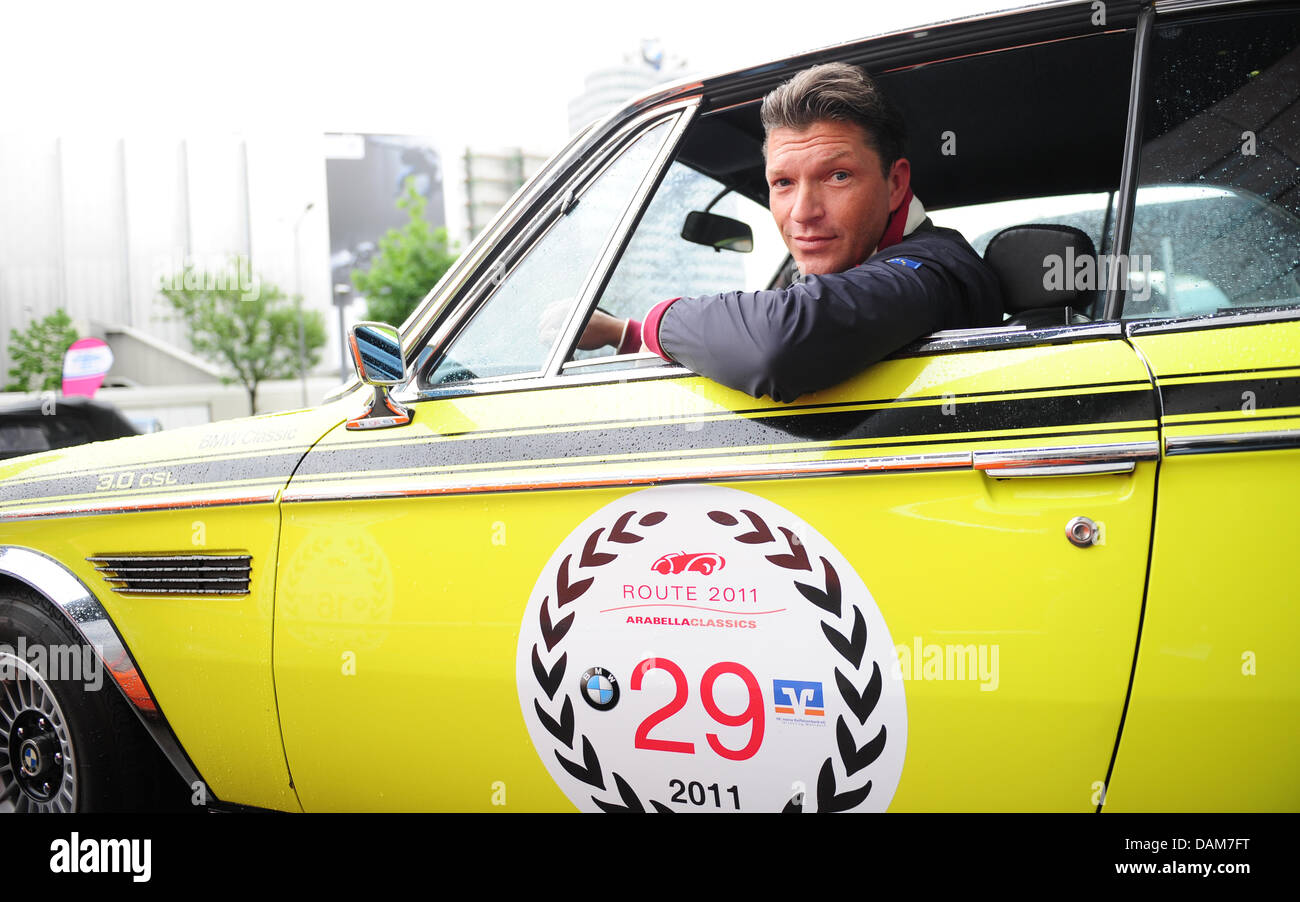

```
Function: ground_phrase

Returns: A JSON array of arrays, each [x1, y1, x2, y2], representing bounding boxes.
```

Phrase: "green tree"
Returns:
[[158, 262, 326, 415], [352, 178, 458, 327], [5, 308, 79, 392]]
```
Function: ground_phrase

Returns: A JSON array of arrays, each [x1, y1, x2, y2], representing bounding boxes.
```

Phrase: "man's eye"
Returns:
[[771, 178, 791, 188], [831, 171, 850, 182]]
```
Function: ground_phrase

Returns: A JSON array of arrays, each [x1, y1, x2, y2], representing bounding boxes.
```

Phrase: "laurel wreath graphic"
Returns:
[[526, 505, 889, 813]]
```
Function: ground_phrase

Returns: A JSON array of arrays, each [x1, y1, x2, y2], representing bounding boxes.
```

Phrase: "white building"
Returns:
[[0, 133, 443, 426], [567, 40, 688, 135]]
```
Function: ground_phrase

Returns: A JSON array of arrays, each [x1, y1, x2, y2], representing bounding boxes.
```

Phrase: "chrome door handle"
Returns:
[[974, 441, 1159, 478]]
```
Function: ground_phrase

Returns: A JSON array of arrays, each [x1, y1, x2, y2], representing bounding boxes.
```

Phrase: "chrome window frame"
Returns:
[[398, 100, 697, 401], [1125, 304, 1300, 336]]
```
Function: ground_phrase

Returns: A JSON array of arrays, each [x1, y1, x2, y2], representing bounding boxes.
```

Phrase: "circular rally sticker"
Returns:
[[516, 485, 907, 813]]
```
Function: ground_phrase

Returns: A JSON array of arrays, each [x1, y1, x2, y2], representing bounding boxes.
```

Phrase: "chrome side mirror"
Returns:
[[346, 322, 414, 430]]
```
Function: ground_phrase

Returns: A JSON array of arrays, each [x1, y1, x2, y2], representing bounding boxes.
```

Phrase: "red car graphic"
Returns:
[[650, 552, 725, 576]]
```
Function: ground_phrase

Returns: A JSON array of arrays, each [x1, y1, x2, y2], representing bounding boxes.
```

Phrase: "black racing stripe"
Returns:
[[1160, 375, 1300, 417], [1165, 413, 1300, 429], [287, 424, 1158, 484], [362, 378, 1151, 448], [295, 388, 1156, 477], [1, 442, 316, 487], [1161, 365, 1300, 380], [0, 452, 302, 505]]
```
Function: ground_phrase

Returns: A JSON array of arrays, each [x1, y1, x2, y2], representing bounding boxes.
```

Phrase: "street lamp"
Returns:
[[293, 202, 315, 408], [334, 283, 353, 381]]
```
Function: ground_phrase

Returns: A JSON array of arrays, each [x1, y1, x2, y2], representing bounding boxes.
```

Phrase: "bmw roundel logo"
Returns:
[[20, 741, 40, 776], [579, 667, 619, 711]]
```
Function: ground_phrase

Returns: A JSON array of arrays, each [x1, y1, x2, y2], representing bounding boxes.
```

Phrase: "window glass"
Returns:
[[931, 191, 1118, 257], [1126, 11, 1300, 318], [0, 423, 51, 456], [424, 119, 672, 386], [586, 161, 787, 349]]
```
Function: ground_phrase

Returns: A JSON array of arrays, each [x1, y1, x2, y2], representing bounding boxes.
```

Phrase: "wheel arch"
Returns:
[[0, 544, 208, 797]]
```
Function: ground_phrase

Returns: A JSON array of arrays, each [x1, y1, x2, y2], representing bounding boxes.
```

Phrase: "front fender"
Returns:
[[0, 545, 206, 797]]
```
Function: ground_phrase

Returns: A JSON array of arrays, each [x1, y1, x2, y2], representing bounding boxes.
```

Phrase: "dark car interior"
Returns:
[[672, 28, 1136, 327], [672, 14, 1300, 326]]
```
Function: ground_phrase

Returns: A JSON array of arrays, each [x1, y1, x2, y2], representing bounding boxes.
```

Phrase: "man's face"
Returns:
[[765, 120, 911, 276]]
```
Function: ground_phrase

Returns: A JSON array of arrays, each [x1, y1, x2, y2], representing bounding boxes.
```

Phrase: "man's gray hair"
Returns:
[[760, 62, 907, 175]]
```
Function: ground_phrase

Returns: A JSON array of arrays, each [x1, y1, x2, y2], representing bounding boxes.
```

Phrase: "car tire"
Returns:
[[0, 583, 181, 812]]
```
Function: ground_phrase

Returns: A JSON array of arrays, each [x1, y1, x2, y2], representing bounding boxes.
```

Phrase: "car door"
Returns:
[[273, 29, 1161, 813], [1101, 7, 1300, 811]]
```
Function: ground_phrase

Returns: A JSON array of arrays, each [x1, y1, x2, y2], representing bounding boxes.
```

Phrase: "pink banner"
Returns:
[[62, 337, 114, 398]]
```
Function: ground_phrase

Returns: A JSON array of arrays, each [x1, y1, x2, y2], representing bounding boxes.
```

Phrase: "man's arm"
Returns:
[[646, 226, 1002, 402]]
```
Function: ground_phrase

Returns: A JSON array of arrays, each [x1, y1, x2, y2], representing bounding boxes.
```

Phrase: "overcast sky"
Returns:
[[5, 0, 1033, 152]]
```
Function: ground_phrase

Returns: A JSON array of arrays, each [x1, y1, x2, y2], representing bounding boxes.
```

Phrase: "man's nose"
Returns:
[[789, 183, 823, 223]]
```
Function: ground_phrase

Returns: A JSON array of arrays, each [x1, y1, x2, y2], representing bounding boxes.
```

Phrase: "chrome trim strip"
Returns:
[[281, 450, 975, 502], [283, 439, 1165, 502], [895, 322, 1122, 357], [0, 545, 207, 794], [0, 493, 278, 523], [86, 555, 251, 565], [560, 351, 668, 372], [1125, 306, 1300, 336], [1165, 428, 1300, 456]]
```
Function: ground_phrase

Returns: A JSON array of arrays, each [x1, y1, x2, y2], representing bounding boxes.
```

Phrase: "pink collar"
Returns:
[[874, 186, 915, 254]]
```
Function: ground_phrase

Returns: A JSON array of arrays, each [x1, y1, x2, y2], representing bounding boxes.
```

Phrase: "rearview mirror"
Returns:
[[681, 211, 753, 253]]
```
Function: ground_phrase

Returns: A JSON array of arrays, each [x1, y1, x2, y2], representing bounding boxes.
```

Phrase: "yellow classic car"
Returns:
[[1, 0, 1297, 813]]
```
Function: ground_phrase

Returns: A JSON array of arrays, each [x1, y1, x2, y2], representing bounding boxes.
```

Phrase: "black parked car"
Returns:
[[0, 396, 139, 461]]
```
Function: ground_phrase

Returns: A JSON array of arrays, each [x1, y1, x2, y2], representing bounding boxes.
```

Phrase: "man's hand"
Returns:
[[579, 309, 628, 350], [537, 301, 630, 351]]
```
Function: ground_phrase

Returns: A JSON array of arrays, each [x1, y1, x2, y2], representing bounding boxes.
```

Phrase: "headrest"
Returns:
[[984, 224, 1097, 312]]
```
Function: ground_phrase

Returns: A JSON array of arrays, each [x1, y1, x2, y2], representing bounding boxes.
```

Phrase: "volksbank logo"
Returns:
[[772, 679, 824, 717]]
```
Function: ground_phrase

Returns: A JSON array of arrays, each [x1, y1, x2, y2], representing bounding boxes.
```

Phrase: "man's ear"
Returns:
[[888, 158, 912, 212]]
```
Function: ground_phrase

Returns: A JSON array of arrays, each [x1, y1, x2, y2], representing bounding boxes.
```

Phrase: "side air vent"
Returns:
[[86, 554, 252, 596]]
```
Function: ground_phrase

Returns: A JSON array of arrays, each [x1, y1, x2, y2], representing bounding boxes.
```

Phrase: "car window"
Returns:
[[930, 192, 1123, 318], [931, 193, 1117, 261], [0, 418, 90, 458], [0, 423, 51, 458], [571, 160, 788, 361], [1124, 10, 1300, 319], [423, 118, 673, 387]]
